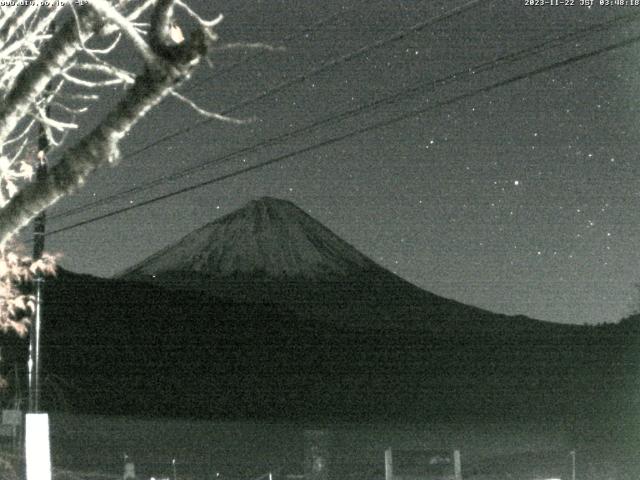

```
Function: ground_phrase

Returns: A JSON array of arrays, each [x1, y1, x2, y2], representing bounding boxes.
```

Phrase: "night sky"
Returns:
[[27, 0, 640, 325]]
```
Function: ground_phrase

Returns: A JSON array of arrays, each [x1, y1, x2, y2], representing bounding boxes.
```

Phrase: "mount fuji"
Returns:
[[122, 196, 382, 280], [119, 196, 533, 332]]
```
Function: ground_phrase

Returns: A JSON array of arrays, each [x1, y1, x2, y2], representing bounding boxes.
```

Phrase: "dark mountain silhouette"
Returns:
[[2, 197, 638, 435]]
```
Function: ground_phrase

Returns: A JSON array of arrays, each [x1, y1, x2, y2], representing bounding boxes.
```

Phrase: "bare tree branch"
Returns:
[[212, 42, 285, 52], [170, 90, 249, 124], [90, 0, 158, 65], [0, 0, 211, 244], [0, 6, 103, 146], [0, 0, 234, 332], [0, 4, 39, 47]]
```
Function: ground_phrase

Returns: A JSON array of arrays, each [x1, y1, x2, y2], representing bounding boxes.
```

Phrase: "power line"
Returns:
[[47, 9, 640, 223], [48, 0, 486, 221], [108, 0, 486, 161], [42, 30, 640, 240]]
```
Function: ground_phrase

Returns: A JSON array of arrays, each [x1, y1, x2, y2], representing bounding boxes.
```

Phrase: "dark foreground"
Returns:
[[39, 413, 639, 480]]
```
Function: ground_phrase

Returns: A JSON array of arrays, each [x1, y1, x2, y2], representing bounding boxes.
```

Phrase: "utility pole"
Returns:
[[28, 122, 48, 414], [24, 20, 54, 480], [23, 90, 53, 480]]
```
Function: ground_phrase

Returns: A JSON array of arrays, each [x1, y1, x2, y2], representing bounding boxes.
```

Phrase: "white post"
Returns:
[[453, 450, 462, 480], [570, 450, 576, 480], [25, 413, 52, 480], [123, 456, 135, 480], [384, 448, 393, 480]]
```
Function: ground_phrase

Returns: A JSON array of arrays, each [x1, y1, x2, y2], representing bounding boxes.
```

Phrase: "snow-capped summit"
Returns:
[[122, 196, 380, 281]]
